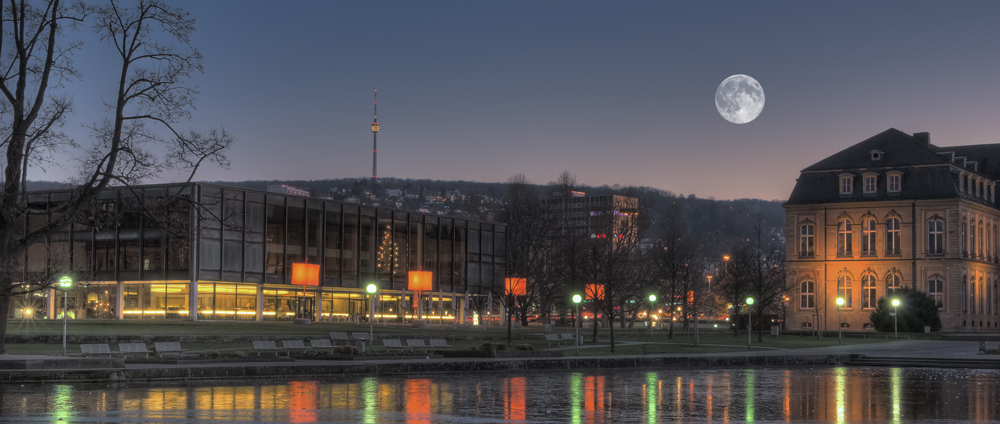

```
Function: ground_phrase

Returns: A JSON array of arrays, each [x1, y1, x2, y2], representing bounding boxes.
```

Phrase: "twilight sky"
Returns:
[[35, 1, 1000, 200]]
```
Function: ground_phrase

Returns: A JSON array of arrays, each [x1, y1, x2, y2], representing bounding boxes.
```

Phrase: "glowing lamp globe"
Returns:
[[572, 294, 582, 304], [746, 297, 754, 306], [648, 294, 657, 302], [366, 283, 378, 294], [58, 276, 73, 290], [891, 299, 900, 307], [836, 298, 845, 306]]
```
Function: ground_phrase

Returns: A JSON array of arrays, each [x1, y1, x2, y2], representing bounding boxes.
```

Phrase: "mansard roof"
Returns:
[[787, 128, 1000, 206]]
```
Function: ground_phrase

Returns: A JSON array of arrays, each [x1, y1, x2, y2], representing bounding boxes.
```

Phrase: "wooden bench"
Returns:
[[253, 340, 284, 357], [429, 339, 453, 349], [561, 333, 578, 345], [407, 339, 430, 353], [154, 342, 189, 357], [118, 342, 151, 358], [352, 332, 372, 343], [80, 344, 113, 356], [381, 339, 405, 351], [545, 334, 565, 346], [309, 339, 335, 354], [281, 340, 308, 355], [330, 332, 352, 345]]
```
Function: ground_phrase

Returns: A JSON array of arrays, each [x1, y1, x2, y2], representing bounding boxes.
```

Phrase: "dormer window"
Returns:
[[863, 173, 877, 194], [887, 171, 902, 193], [870, 150, 884, 161], [839, 174, 854, 195]]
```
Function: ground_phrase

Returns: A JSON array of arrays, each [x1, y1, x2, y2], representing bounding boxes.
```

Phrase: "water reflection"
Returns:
[[2, 367, 1000, 422]]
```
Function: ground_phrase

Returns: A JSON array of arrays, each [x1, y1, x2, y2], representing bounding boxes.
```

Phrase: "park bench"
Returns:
[[560, 333, 578, 345], [352, 332, 372, 343], [80, 343, 113, 356], [406, 339, 430, 353], [281, 340, 308, 356], [330, 332, 352, 345], [118, 343, 151, 358], [253, 340, 284, 357], [154, 342, 189, 357], [309, 339, 335, 354], [381, 339, 405, 351], [429, 339, 453, 349], [545, 334, 565, 346]]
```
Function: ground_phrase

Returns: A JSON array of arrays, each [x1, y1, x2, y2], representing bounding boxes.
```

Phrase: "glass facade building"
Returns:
[[13, 183, 505, 322]]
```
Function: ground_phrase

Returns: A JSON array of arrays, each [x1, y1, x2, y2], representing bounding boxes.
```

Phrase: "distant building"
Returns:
[[542, 192, 639, 238], [267, 184, 309, 197], [785, 129, 1000, 333], [385, 188, 402, 198]]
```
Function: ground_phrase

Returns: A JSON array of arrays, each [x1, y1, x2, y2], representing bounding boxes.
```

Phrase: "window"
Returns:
[[979, 222, 984, 259], [887, 174, 901, 193], [961, 218, 968, 257], [838, 220, 853, 256], [837, 275, 853, 308], [885, 217, 901, 255], [862, 274, 877, 309], [839, 175, 853, 195], [800, 280, 815, 309], [863, 175, 876, 194], [980, 279, 985, 313], [801, 321, 813, 329], [927, 218, 944, 255], [799, 222, 814, 257], [861, 218, 877, 255], [969, 278, 975, 313], [886, 272, 901, 296], [970, 219, 976, 258], [928, 277, 944, 309]]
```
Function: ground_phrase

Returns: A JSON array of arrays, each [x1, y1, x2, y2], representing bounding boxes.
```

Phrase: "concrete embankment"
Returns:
[[0, 354, 851, 384]]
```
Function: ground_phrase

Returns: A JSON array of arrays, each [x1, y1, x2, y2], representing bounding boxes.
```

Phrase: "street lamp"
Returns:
[[648, 294, 657, 338], [573, 294, 582, 355], [58, 276, 73, 356], [745, 297, 755, 350], [836, 297, 845, 344], [366, 283, 378, 343], [891, 298, 900, 339]]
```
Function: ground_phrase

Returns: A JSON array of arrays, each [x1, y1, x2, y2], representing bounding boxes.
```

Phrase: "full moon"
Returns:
[[715, 74, 765, 124]]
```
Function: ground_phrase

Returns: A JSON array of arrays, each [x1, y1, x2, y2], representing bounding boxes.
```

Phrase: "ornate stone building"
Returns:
[[784, 129, 1000, 333]]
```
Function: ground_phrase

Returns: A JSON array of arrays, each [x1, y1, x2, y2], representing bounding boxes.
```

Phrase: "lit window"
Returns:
[[840, 175, 853, 195], [800, 280, 815, 309], [887, 174, 901, 193], [980, 279, 985, 313], [862, 274, 877, 309], [927, 218, 944, 255], [838, 275, 853, 308], [861, 218, 877, 255], [885, 217, 901, 255], [799, 222, 814, 257], [863, 175, 876, 194], [970, 219, 976, 257], [928, 277, 944, 309], [885, 272, 901, 296], [838, 220, 853, 256]]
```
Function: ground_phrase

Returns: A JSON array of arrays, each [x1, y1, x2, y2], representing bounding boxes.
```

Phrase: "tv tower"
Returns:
[[371, 90, 379, 180]]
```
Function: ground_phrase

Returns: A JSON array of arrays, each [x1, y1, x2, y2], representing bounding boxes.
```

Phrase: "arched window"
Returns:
[[800, 280, 815, 309], [862, 218, 877, 255], [799, 222, 815, 257], [838, 220, 853, 256], [886, 272, 901, 297], [980, 278, 985, 313], [970, 277, 976, 313], [962, 218, 968, 257], [969, 219, 976, 257], [862, 273, 877, 309], [979, 221, 985, 259], [928, 276, 945, 309], [988, 224, 993, 261], [927, 218, 944, 255], [885, 217, 901, 255], [963, 276, 969, 312], [988, 280, 992, 315], [838, 274, 853, 308]]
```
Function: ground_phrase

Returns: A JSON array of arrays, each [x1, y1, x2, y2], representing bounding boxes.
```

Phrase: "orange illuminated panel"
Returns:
[[405, 379, 432, 424], [291, 263, 320, 286], [505, 377, 526, 421], [408, 271, 433, 292], [586, 284, 604, 301], [505, 278, 527, 297], [288, 381, 318, 423]]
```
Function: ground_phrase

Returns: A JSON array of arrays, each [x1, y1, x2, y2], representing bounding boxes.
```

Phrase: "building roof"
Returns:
[[801, 128, 946, 172]]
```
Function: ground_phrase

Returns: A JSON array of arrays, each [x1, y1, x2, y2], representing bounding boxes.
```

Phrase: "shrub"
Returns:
[[207, 351, 222, 359], [334, 345, 361, 355], [480, 342, 494, 351], [869, 287, 942, 332], [230, 351, 247, 358], [495, 343, 508, 351], [515, 344, 534, 351]]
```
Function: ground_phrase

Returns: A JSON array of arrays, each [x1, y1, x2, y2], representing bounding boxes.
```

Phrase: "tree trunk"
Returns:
[[668, 318, 674, 339], [609, 314, 616, 352], [0, 295, 8, 354], [592, 312, 598, 342], [758, 308, 764, 343], [506, 304, 513, 347]]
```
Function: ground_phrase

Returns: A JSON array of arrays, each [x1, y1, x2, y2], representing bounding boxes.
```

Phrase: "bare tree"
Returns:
[[716, 241, 753, 337], [744, 218, 789, 342], [0, 0, 232, 353]]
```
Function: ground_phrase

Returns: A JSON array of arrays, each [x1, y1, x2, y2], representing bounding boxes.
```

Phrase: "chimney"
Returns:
[[913, 132, 930, 146]]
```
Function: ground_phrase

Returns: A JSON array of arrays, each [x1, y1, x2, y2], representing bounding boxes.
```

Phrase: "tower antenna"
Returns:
[[371, 90, 379, 180]]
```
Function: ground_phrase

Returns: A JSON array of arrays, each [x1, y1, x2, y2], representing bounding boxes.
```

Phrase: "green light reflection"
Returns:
[[363, 377, 378, 424], [890, 368, 901, 423], [646, 372, 657, 424], [835, 367, 846, 424], [744, 370, 755, 422], [52, 384, 73, 423], [571, 373, 582, 424]]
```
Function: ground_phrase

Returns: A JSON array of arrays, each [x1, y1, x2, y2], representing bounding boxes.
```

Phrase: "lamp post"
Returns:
[[836, 297, 845, 344], [648, 294, 657, 338], [58, 276, 73, 356], [746, 297, 754, 350], [573, 294, 582, 355], [367, 284, 378, 343], [891, 298, 900, 339]]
